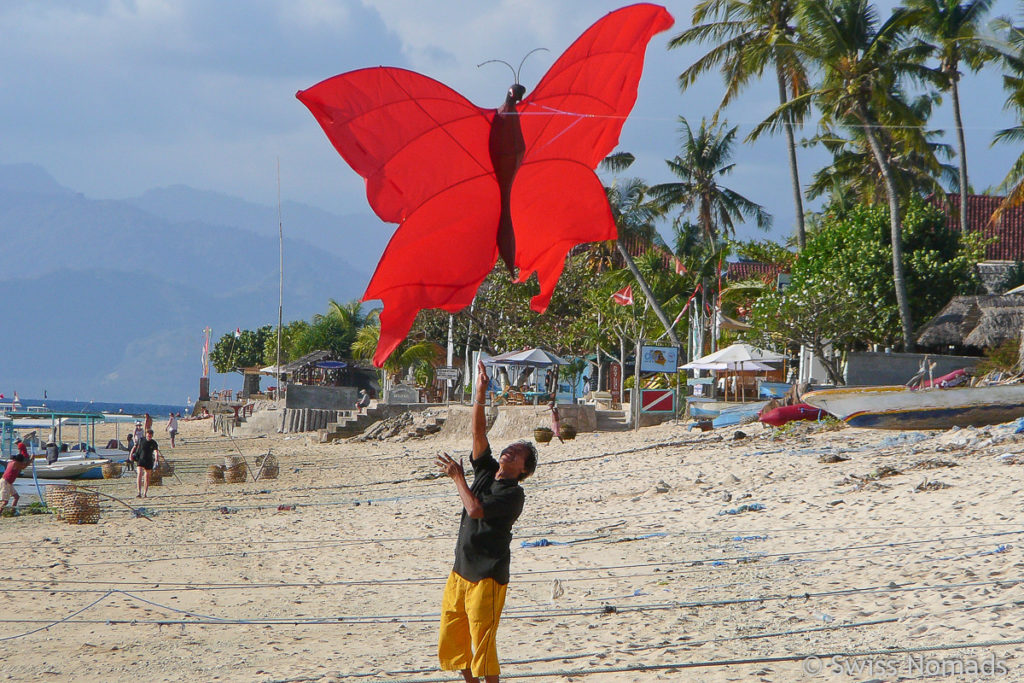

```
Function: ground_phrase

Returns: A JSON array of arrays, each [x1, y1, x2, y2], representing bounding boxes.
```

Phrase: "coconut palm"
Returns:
[[905, 0, 996, 232], [991, 18, 1024, 219], [351, 312, 443, 389], [756, 0, 936, 350], [805, 92, 958, 204], [671, 0, 810, 248], [603, 175, 682, 346], [650, 116, 771, 244]]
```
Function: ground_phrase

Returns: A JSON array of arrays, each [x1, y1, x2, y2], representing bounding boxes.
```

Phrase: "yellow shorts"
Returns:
[[438, 571, 508, 678]]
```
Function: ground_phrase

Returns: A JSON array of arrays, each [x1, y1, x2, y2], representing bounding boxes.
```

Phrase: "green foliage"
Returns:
[[999, 260, 1024, 292], [976, 338, 1020, 375], [748, 198, 987, 380], [261, 320, 310, 366], [210, 326, 274, 373]]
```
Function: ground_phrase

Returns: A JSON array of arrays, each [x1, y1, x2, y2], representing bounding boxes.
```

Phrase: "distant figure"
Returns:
[[144, 413, 153, 433], [355, 389, 371, 414], [0, 445, 31, 513], [547, 400, 563, 444], [136, 429, 161, 498], [126, 421, 145, 471], [581, 375, 591, 396], [166, 412, 178, 448], [45, 441, 59, 465]]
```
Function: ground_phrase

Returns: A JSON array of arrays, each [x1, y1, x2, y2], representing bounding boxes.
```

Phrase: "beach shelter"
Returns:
[[483, 348, 568, 394], [682, 343, 784, 401]]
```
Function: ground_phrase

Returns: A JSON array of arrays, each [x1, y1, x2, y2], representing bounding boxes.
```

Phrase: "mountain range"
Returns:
[[0, 162, 391, 404]]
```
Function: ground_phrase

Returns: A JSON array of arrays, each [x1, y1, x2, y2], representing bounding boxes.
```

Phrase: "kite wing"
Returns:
[[297, 68, 499, 366], [512, 4, 674, 311]]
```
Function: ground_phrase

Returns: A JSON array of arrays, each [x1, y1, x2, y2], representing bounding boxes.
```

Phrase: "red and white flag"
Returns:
[[673, 257, 686, 275], [611, 285, 634, 306], [234, 327, 242, 339]]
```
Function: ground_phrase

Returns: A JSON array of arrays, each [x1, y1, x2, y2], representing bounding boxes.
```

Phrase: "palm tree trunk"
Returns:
[[950, 75, 969, 234], [858, 108, 915, 350], [615, 241, 681, 346], [776, 61, 805, 250]]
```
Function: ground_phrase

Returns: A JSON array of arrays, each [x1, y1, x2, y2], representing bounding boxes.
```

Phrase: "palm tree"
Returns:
[[906, 0, 995, 233], [323, 298, 367, 330], [805, 92, 958, 204], [757, 0, 936, 350], [604, 175, 682, 346], [990, 18, 1024, 219], [671, 0, 810, 248], [650, 116, 771, 243], [351, 314, 443, 391]]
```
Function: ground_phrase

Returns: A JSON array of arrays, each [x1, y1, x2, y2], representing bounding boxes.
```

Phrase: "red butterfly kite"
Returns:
[[297, 4, 674, 366]]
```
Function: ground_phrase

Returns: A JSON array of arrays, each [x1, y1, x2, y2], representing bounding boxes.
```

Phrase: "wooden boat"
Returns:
[[4, 456, 112, 480], [801, 384, 1024, 430]]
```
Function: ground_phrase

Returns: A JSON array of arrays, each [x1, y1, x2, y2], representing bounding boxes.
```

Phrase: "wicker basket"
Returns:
[[207, 464, 225, 484], [101, 461, 123, 479], [62, 488, 100, 525], [224, 455, 247, 483], [157, 459, 174, 476], [44, 484, 71, 520], [533, 427, 553, 443], [255, 453, 279, 480], [560, 424, 577, 440], [148, 467, 163, 486]]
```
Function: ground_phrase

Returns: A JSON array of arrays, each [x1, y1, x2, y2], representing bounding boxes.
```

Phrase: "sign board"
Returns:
[[639, 345, 679, 373], [435, 366, 461, 381], [641, 388, 675, 413], [608, 363, 622, 402]]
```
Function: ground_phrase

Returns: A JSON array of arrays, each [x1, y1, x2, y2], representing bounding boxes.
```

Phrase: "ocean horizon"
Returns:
[[9, 397, 191, 418]]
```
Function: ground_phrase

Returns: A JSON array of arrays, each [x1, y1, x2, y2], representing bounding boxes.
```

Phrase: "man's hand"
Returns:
[[434, 452, 465, 480], [475, 360, 489, 403]]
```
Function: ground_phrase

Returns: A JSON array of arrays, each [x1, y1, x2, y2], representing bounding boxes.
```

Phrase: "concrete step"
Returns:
[[595, 410, 630, 432]]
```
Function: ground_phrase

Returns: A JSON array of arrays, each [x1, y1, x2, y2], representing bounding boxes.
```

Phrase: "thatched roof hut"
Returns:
[[916, 294, 1024, 350]]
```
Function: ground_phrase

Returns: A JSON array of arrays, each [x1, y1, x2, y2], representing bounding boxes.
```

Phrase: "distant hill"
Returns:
[[0, 162, 376, 404]]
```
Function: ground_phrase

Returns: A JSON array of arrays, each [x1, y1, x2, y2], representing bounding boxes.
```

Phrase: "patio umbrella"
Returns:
[[485, 348, 569, 366], [682, 343, 783, 370]]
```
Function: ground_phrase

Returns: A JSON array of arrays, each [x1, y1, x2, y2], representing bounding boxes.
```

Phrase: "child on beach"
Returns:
[[1, 444, 31, 513]]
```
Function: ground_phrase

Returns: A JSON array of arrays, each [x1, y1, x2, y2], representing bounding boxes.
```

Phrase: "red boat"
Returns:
[[759, 403, 827, 427]]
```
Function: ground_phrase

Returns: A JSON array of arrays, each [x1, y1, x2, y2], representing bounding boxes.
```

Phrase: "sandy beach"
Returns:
[[2, 411, 1024, 682]]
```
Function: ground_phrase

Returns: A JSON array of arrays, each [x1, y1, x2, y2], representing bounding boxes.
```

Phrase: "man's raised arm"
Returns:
[[471, 359, 490, 460]]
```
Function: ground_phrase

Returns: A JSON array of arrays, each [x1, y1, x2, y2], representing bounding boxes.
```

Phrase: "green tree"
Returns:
[[650, 116, 771, 243], [262, 320, 310, 367], [351, 316, 443, 385], [671, 0, 810, 248], [749, 198, 987, 379], [760, 0, 937, 350], [210, 326, 274, 374], [906, 0, 996, 232], [991, 18, 1024, 218]]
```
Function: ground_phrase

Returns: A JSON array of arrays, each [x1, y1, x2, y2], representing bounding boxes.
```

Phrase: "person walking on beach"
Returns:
[[1, 443, 31, 513], [546, 400, 563, 444], [135, 429, 162, 498], [166, 413, 178, 448], [144, 413, 153, 433], [434, 360, 536, 682]]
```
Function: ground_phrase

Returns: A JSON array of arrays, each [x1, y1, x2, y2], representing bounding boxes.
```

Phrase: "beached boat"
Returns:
[[16, 457, 111, 479], [801, 383, 1024, 430]]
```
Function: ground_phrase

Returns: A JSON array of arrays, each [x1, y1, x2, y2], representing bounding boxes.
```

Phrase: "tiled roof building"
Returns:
[[928, 193, 1024, 262]]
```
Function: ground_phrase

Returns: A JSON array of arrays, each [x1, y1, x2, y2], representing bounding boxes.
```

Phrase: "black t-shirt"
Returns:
[[139, 438, 159, 468], [452, 448, 525, 585]]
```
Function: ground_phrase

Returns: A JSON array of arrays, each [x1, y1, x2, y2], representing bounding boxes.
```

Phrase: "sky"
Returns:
[[3, 0, 1024, 248]]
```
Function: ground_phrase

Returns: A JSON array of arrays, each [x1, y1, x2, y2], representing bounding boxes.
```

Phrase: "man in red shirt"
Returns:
[[1, 441, 32, 513]]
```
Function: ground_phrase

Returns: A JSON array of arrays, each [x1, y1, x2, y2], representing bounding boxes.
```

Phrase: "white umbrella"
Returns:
[[485, 348, 568, 366], [682, 342, 783, 370]]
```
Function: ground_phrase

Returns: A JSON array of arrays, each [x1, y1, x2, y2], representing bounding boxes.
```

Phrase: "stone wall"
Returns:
[[285, 385, 358, 410]]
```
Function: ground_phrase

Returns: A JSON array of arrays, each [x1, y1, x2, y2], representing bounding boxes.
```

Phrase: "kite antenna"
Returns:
[[516, 47, 549, 82], [477, 59, 517, 83]]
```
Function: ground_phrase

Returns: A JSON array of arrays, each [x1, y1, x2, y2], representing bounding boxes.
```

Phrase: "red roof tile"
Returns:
[[928, 193, 1024, 261]]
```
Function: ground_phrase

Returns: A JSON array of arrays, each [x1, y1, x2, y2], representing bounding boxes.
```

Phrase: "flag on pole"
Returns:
[[611, 285, 634, 306], [234, 327, 242, 338], [673, 257, 686, 275]]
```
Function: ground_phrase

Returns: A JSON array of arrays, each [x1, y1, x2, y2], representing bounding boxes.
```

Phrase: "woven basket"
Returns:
[[44, 484, 71, 520], [224, 455, 247, 483], [560, 424, 577, 440], [62, 489, 100, 525], [207, 464, 225, 484], [101, 462, 123, 479], [533, 427, 553, 443], [157, 459, 174, 476], [148, 467, 163, 486], [255, 454, 279, 480]]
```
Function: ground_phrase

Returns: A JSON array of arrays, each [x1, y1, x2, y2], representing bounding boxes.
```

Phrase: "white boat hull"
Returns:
[[802, 384, 1024, 430], [16, 458, 111, 479]]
